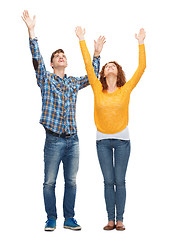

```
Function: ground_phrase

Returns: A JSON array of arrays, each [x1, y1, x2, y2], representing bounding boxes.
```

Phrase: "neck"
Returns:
[[54, 67, 65, 79], [106, 75, 117, 93]]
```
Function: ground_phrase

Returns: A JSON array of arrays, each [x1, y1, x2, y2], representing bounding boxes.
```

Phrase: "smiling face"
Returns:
[[50, 49, 68, 69], [104, 62, 118, 78]]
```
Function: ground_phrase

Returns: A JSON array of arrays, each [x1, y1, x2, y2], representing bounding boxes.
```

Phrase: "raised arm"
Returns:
[[125, 28, 146, 92], [75, 35, 105, 90], [22, 10, 46, 88], [75, 26, 105, 88], [21, 10, 36, 39]]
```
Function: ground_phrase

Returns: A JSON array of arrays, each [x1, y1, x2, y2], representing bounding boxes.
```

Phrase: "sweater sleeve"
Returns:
[[125, 44, 146, 92], [79, 40, 101, 89]]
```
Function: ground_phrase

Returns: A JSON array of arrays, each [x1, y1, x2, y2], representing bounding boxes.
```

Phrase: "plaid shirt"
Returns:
[[29, 38, 100, 134]]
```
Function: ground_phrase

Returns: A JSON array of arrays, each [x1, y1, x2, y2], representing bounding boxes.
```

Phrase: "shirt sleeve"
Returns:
[[29, 37, 47, 88], [75, 55, 100, 90], [125, 44, 146, 92], [79, 40, 101, 90]]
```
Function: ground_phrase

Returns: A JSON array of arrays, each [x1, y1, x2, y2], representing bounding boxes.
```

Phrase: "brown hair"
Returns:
[[99, 61, 126, 90], [50, 49, 65, 63]]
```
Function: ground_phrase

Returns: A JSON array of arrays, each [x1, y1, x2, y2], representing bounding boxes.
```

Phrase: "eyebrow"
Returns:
[[106, 63, 116, 67], [54, 53, 66, 58]]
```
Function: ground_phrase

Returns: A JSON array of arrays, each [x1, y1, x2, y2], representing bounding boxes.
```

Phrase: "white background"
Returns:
[[1, 0, 172, 239]]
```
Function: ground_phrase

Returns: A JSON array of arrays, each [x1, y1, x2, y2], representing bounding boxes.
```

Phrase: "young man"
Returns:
[[22, 10, 105, 231]]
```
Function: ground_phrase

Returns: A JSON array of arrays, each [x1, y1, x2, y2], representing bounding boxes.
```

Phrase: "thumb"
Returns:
[[33, 15, 36, 22], [94, 40, 97, 48]]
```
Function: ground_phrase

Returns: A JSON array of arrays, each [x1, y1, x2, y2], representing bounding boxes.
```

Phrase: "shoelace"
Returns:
[[45, 219, 55, 224], [71, 218, 78, 224]]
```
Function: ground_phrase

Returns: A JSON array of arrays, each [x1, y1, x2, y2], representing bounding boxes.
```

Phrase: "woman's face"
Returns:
[[104, 62, 118, 78]]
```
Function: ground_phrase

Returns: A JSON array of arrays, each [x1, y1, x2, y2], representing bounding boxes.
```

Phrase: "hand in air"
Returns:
[[135, 28, 146, 44], [75, 26, 85, 41], [21, 10, 36, 30]]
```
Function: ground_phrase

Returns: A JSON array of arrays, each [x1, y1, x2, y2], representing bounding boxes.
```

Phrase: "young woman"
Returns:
[[75, 27, 146, 231]]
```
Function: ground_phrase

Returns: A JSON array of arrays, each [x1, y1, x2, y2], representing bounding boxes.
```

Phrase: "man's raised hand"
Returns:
[[22, 10, 36, 31]]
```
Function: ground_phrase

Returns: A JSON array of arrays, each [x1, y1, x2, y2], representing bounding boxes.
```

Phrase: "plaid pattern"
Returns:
[[29, 38, 100, 134]]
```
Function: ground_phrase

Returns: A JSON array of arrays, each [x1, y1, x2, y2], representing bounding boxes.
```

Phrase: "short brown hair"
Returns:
[[50, 49, 65, 63], [99, 61, 126, 90]]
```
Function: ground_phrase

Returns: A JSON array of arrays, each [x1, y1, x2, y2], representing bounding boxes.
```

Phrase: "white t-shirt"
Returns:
[[96, 126, 130, 141]]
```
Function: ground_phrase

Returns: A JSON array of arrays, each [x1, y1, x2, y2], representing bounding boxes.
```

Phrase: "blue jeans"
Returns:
[[43, 131, 79, 220], [96, 139, 130, 222]]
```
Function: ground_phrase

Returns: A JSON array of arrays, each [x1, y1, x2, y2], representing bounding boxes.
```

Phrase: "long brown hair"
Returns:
[[99, 61, 126, 90]]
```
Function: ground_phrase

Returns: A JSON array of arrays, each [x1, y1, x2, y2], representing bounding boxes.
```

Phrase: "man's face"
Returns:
[[51, 52, 68, 69]]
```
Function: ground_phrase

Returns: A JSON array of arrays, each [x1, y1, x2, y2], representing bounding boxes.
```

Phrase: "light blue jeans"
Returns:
[[96, 139, 130, 222], [43, 130, 79, 220]]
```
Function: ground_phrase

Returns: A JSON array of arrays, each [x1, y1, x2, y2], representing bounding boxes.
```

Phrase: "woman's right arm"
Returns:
[[79, 40, 98, 87], [75, 26, 104, 88]]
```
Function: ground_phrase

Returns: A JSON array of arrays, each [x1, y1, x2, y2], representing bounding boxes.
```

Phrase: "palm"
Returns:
[[135, 28, 146, 41], [94, 36, 106, 55], [75, 26, 85, 40], [95, 39, 103, 52], [22, 10, 36, 29], [26, 16, 35, 29]]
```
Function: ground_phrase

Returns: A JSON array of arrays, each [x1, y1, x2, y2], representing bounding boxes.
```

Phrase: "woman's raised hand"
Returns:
[[135, 28, 146, 45], [75, 26, 85, 41]]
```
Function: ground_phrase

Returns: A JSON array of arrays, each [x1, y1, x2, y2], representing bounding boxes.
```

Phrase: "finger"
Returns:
[[94, 40, 96, 47], [102, 36, 106, 42], [26, 10, 29, 18], [75, 26, 79, 33], [135, 33, 138, 39], [98, 36, 104, 42], [23, 10, 26, 18], [21, 16, 26, 22]]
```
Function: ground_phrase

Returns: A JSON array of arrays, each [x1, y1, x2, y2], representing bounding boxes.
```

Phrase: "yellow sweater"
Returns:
[[79, 40, 146, 134]]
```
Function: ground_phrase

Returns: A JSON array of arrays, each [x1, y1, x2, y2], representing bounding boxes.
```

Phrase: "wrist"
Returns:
[[28, 28, 35, 39], [138, 40, 144, 45], [79, 37, 85, 41], [94, 51, 100, 57]]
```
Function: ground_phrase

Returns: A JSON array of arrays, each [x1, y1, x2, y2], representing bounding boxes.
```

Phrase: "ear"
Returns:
[[50, 62, 54, 69]]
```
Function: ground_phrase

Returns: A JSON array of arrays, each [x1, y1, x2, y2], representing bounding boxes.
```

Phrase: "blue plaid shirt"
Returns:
[[29, 38, 100, 134]]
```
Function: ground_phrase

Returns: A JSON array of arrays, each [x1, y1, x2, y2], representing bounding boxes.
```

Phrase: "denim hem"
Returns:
[[48, 216, 57, 221], [116, 218, 123, 222], [108, 218, 115, 221]]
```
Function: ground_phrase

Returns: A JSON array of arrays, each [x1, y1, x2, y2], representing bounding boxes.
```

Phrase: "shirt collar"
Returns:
[[54, 74, 67, 80]]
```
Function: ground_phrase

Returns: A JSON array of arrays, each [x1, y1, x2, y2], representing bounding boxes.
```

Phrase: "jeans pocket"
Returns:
[[73, 134, 79, 142], [46, 133, 59, 143]]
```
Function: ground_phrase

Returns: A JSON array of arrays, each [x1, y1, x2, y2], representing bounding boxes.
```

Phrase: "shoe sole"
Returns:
[[116, 227, 125, 231], [44, 227, 56, 231], [64, 226, 81, 231]]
